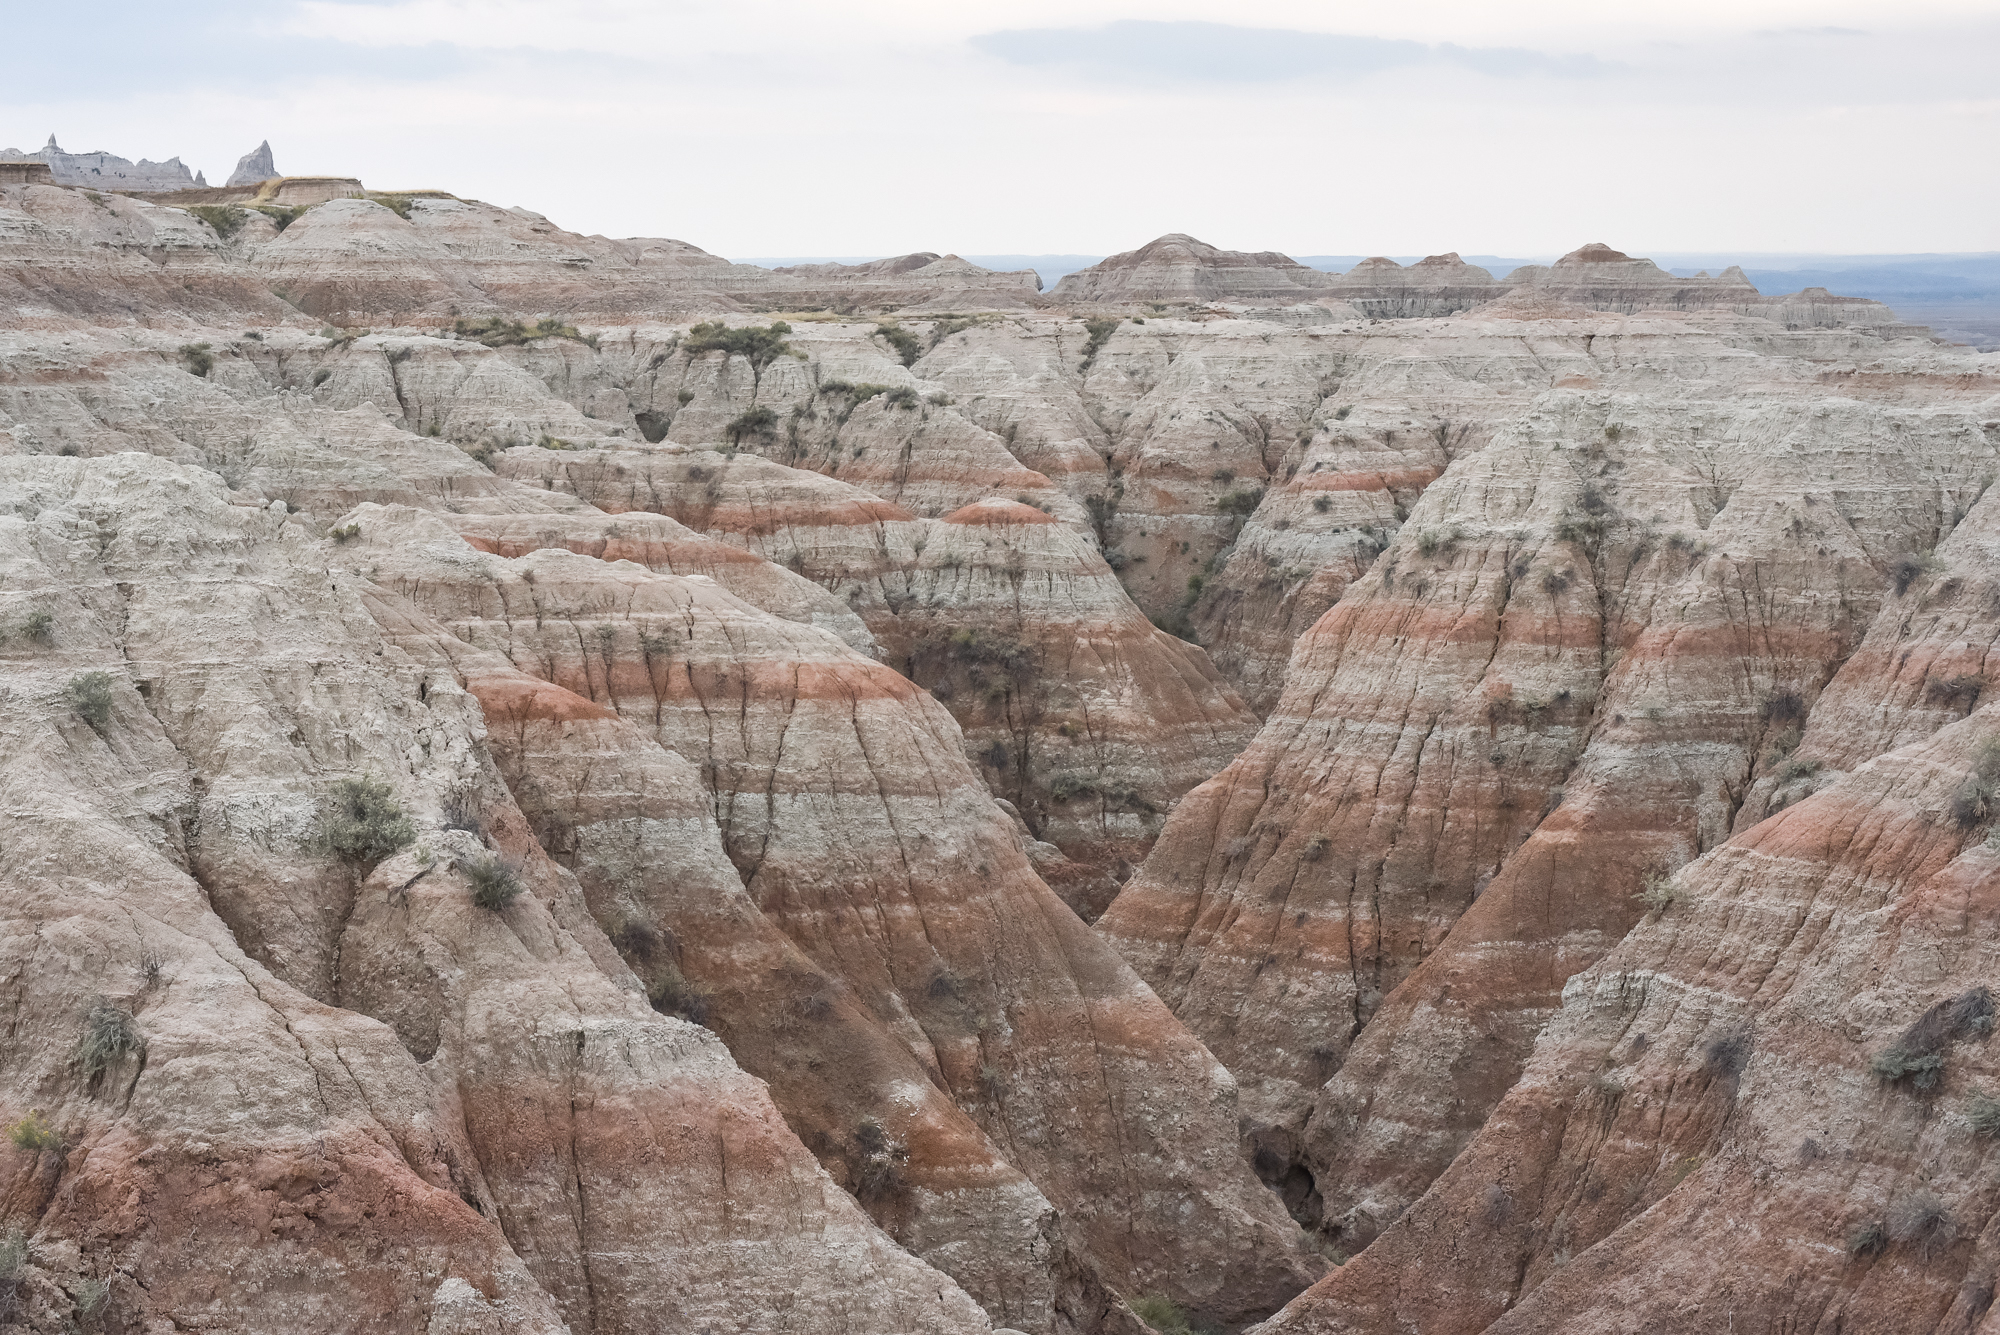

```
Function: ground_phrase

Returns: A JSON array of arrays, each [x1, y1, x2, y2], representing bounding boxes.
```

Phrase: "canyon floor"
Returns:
[[3, 175, 1999, 1335]]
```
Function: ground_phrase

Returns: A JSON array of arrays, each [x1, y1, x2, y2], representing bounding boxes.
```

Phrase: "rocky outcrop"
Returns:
[[0, 179, 296, 323], [6, 158, 1986, 1335], [1, 135, 202, 192], [1098, 309, 2000, 1258], [347, 502, 1320, 1327], [227, 140, 277, 188], [0, 452, 993, 1335], [764, 253, 1043, 310], [493, 445, 1259, 919], [1501, 241, 1762, 313], [1324, 254, 1503, 318], [1262, 704, 2000, 1334], [1049, 234, 1338, 308]]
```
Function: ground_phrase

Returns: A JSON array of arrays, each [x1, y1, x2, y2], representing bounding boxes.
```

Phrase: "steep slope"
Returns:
[[0, 453, 990, 1335], [347, 503, 1320, 1325], [1097, 309, 2000, 1248], [1324, 254, 1504, 318], [1263, 705, 2000, 1335], [9, 157, 1994, 1335], [496, 444, 1260, 913]]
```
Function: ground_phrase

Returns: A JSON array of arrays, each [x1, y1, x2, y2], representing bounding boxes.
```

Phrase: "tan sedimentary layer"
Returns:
[[1263, 708, 2000, 1334], [0, 452, 991, 1335]]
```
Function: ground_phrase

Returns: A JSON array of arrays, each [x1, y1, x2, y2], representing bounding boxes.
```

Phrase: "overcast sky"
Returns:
[[7, 0, 1997, 257]]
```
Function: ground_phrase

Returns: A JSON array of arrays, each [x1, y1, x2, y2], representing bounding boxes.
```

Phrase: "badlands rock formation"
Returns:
[[3, 158, 1998, 1335], [0, 136, 204, 192], [226, 140, 277, 188], [1049, 234, 1339, 307]]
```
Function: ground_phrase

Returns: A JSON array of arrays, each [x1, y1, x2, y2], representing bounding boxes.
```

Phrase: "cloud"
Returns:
[[969, 20, 1608, 83]]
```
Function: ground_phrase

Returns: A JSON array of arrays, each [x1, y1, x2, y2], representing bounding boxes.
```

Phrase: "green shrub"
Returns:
[[1891, 551, 1940, 596], [646, 963, 712, 1025], [1078, 317, 1120, 370], [1704, 1029, 1751, 1080], [685, 321, 795, 371], [20, 609, 54, 645], [7, 1112, 60, 1153], [1049, 774, 1101, 803], [74, 1276, 109, 1318], [186, 205, 247, 239], [75, 1004, 142, 1084], [252, 203, 308, 231], [1871, 987, 1994, 1092], [368, 194, 415, 220], [1948, 739, 2000, 828], [0, 1226, 25, 1298], [874, 324, 921, 367], [1216, 488, 1264, 517], [330, 523, 361, 544], [852, 1115, 909, 1202], [453, 316, 589, 348], [1129, 1293, 1196, 1335], [926, 315, 980, 348], [1886, 1188, 1950, 1255], [1554, 513, 1606, 546], [1776, 757, 1821, 785], [323, 777, 414, 865], [178, 342, 214, 377], [1414, 527, 1457, 558], [726, 406, 778, 443], [66, 672, 114, 734], [464, 853, 523, 911]]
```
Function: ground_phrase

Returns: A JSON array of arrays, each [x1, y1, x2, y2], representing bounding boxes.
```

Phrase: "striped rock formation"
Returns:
[[8, 154, 1996, 1335], [346, 502, 1319, 1327]]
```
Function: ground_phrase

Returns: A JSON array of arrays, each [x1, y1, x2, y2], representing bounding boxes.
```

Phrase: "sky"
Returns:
[[6, 1, 1998, 257]]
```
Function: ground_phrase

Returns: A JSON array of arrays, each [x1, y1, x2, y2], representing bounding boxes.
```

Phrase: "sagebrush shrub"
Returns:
[[66, 671, 113, 734], [647, 963, 712, 1025], [725, 406, 777, 442], [1870, 988, 1993, 1092], [323, 777, 414, 865], [1845, 1219, 1885, 1257], [464, 853, 523, 911], [1966, 1091, 2000, 1135], [75, 1005, 141, 1085], [1887, 1188, 1951, 1256]]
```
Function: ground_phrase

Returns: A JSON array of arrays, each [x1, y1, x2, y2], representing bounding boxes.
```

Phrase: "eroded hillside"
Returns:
[[3, 172, 1997, 1335]]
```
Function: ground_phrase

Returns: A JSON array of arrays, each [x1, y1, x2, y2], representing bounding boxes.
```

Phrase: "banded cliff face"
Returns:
[[345, 503, 1318, 1326], [494, 445, 1259, 914], [1264, 702, 2000, 1335], [1098, 309, 2000, 1255], [7, 160, 2000, 1335], [0, 454, 989, 1335]]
